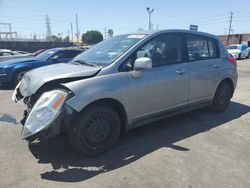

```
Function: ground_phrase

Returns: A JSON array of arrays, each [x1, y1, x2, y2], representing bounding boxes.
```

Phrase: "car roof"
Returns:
[[49, 47, 84, 51], [228, 44, 247, 48], [127, 29, 219, 40], [228, 44, 241, 46], [0, 49, 11, 52]]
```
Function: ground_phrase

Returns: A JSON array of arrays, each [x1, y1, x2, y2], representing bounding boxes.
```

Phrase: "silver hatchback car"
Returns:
[[13, 29, 238, 156]]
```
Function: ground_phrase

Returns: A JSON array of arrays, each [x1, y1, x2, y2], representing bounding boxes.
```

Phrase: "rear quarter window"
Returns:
[[185, 34, 220, 61], [207, 38, 220, 59]]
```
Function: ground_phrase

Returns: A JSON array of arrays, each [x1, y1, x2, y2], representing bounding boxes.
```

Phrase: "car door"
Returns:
[[123, 33, 189, 121], [186, 34, 221, 104]]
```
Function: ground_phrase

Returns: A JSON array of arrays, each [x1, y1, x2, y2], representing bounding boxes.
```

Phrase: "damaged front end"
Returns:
[[13, 84, 76, 142], [11, 63, 101, 142]]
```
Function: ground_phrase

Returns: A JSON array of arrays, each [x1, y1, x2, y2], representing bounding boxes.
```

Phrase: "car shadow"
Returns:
[[0, 83, 15, 90], [28, 101, 250, 183], [0, 113, 19, 125]]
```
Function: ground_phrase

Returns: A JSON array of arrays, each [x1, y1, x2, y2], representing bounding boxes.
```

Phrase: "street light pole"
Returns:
[[146, 7, 154, 30]]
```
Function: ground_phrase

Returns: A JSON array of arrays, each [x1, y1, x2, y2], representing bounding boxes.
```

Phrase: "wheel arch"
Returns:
[[217, 78, 235, 98], [12, 66, 31, 82], [79, 98, 128, 133]]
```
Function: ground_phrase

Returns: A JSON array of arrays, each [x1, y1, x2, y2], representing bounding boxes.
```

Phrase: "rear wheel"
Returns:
[[210, 82, 232, 113], [68, 105, 121, 156], [246, 52, 250, 59]]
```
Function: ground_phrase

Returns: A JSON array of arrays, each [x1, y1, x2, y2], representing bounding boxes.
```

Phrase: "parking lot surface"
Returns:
[[0, 59, 250, 188]]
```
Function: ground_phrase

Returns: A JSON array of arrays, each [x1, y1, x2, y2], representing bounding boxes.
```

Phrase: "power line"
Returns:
[[155, 13, 227, 24], [0, 5, 75, 19]]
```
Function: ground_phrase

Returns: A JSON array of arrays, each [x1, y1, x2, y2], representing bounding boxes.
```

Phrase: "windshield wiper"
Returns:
[[72, 60, 98, 67]]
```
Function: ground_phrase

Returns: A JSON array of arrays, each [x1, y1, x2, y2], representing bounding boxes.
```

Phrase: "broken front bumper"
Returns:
[[13, 87, 75, 141]]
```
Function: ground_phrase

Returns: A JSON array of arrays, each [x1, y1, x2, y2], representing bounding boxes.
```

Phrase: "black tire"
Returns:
[[237, 53, 241, 60], [210, 82, 232, 113], [68, 105, 121, 156], [247, 52, 250, 59], [13, 69, 28, 86]]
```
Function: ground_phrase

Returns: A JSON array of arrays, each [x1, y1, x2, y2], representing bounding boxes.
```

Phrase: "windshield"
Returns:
[[36, 49, 58, 60], [72, 34, 146, 66], [227, 45, 240, 50]]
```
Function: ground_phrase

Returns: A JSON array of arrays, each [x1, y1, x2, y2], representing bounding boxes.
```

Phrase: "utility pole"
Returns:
[[227, 11, 233, 44], [75, 13, 79, 43], [70, 23, 74, 42], [146, 7, 154, 30], [8, 23, 12, 39], [104, 27, 107, 40]]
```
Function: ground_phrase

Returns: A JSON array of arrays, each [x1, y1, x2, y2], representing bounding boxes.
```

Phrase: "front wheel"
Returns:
[[13, 69, 28, 86], [210, 82, 232, 113], [237, 53, 241, 60], [246, 52, 250, 59], [68, 105, 121, 156]]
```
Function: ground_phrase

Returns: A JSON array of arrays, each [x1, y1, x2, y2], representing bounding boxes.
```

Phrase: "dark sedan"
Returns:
[[0, 48, 83, 85]]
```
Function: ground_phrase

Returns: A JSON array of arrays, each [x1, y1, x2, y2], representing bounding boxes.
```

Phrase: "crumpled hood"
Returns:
[[19, 63, 101, 97]]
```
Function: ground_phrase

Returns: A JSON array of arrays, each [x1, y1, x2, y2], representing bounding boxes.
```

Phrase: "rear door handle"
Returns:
[[176, 69, 186, 75], [213, 64, 220, 68]]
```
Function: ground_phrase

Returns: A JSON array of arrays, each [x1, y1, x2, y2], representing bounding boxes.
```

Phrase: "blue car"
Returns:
[[0, 48, 83, 85]]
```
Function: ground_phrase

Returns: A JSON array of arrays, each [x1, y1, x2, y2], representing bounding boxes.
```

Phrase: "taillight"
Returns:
[[227, 57, 237, 67]]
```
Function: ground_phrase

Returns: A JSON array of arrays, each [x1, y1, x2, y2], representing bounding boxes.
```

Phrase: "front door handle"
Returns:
[[176, 69, 186, 75]]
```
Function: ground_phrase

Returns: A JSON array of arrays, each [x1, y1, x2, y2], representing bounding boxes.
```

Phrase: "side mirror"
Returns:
[[134, 57, 152, 71]]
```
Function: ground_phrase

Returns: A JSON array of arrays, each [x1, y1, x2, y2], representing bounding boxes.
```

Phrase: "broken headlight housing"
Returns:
[[21, 90, 68, 139]]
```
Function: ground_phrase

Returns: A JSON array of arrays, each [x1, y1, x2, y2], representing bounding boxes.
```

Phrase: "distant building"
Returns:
[[218, 33, 250, 46]]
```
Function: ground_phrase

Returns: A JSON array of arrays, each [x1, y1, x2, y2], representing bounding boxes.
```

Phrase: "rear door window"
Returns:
[[186, 34, 220, 61], [186, 35, 209, 61]]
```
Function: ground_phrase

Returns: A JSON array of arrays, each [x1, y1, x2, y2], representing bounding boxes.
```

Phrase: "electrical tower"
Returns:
[[0, 23, 17, 39], [226, 11, 233, 44], [45, 14, 52, 38]]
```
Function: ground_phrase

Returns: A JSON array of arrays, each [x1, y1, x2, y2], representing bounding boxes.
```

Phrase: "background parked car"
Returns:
[[0, 47, 83, 85], [32, 49, 46, 56], [14, 50, 31, 55], [0, 49, 33, 62], [226, 44, 250, 59]]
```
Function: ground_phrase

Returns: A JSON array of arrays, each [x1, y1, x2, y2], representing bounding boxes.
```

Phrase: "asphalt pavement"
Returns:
[[0, 59, 250, 188]]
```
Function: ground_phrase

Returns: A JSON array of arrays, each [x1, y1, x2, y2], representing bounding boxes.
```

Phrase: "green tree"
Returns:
[[46, 35, 62, 42], [81, 30, 103, 45], [107, 29, 114, 38], [63, 36, 70, 42]]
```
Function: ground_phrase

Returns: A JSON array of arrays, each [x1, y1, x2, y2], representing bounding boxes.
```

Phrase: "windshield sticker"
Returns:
[[127, 35, 146, 39]]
